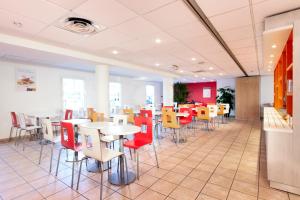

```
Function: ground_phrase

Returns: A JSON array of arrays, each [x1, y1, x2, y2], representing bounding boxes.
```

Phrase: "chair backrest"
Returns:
[[217, 104, 225, 115], [60, 122, 76, 150], [92, 112, 104, 122], [41, 118, 54, 142], [123, 108, 134, 123], [179, 107, 193, 122], [10, 112, 19, 127], [207, 105, 218, 118], [113, 115, 127, 125], [87, 108, 94, 120], [134, 116, 153, 144], [162, 106, 173, 113], [78, 126, 103, 161], [222, 104, 230, 113], [65, 109, 73, 120], [140, 109, 152, 118], [18, 113, 27, 129], [162, 110, 179, 128], [196, 107, 210, 120]]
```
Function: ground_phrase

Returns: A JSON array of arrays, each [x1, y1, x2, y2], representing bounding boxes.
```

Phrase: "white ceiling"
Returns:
[[0, 0, 299, 82]]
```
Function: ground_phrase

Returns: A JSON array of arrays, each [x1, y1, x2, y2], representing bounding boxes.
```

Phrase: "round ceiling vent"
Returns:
[[62, 17, 103, 35]]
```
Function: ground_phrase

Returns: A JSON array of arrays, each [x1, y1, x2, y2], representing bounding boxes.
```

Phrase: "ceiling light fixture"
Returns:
[[13, 21, 23, 28], [202, 77, 206, 80], [179, 70, 184, 73], [270, 54, 274, 58], [272, 44, 277, 48], [191, 57, 196, 61], [268, 69, 272, 72], [155, 63, 160, 67], [269, 60, 273, 64], [112, 50, 119, 55], [219, 73, 223, 76], [155, 38, 161, 44], [209, 67, 214, 70], [194, 74, 198, 77]]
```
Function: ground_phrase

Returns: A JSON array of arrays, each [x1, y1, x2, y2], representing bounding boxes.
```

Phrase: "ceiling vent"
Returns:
[[57, 16, 105, 35], [169, 65, 179, 71], [192, 70, 206, 73]]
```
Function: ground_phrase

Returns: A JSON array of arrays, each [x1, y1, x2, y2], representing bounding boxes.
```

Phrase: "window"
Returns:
[[146, 85, 155, 106], [109, 82, 121, 114], [62, 78, 85, 111]]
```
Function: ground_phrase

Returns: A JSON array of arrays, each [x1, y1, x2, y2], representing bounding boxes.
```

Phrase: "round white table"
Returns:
[[80, 122, 141, 185]]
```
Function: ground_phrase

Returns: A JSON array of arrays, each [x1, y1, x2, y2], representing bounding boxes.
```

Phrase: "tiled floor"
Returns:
[[1, 120, 300, 200]]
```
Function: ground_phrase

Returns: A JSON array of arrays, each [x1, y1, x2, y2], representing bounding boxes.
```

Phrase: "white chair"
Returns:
[[17, 113, 41, 150], [77, 126, 125, 200], [207, 105, 218, 128], [38, 118, 59, 172], [222, 103, 230, 116], [100, 115, 127, 148]]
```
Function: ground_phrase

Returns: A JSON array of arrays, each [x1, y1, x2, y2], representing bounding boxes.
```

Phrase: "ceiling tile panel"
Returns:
[[46, 0, 88, 10], [195, 0, 249, 17], [220, 26, 254, 42], [74, 0, 137, 27], [0, 0, 67, 23]]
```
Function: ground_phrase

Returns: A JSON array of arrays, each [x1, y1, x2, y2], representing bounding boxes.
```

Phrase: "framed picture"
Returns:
[[15, 68, 37, 92], [203, 87, 211, 98]]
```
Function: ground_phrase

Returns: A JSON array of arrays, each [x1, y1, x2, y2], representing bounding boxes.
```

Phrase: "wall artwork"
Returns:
[[203, 87, 211, 98], [15, 68, 37, 92]]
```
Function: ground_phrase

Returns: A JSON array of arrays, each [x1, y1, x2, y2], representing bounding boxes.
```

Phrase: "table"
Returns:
[[80, 122, 141, 186]]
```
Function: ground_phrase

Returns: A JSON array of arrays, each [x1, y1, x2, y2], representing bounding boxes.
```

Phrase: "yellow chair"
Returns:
[[87, 107, 95, 120], [162, 110, 183, 143], [217, 104, 226, 123], [91, 112, 104, 122], [123, 108, 134, 124], [196, 106, 211, 131]]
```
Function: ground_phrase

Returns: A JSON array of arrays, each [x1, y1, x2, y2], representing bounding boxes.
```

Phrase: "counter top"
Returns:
[[263, 107, 293, 133]]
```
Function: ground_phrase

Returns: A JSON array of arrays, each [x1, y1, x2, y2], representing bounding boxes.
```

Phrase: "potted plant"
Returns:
[[216, 87, 235, 117], [174, 82, 189, 104]]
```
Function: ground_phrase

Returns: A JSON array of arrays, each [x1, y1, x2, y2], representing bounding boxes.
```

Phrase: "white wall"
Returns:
[[217, 78, 236, 90], [260, 75, 274, 117], [0, 60, 163, 140]]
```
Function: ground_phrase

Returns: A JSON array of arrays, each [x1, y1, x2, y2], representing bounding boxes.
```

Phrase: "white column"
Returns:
[[95, 65, 109, 117], [163, 77, 174, 106]]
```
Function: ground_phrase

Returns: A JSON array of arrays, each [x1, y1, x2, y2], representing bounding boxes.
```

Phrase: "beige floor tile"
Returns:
[[135, 173, 158, 187], [150, 179, 177, 196], [227, 190, 256, 200], [13, 190, 44, 200], [104, 192, 130, 200], [171, 164, 193, 176], [189, 169, 212, 182], [37, 181, 68, 198], [135, 189, 166, 200], [235, 172, 258, 186], [201, 183, 229, 200], [196, 163, 216, 173], [117, 183, 146, 199], [209, 174, 233, 189], [231, 180, 258, 196], [161, 171, 186, 184], [0, 183, 34, 199], [169, 185, 199, 200], [258, 187, 289, 200], [83, 185, 115, 200], [46, 187, 80, 200], [289, 193, 300, 200], [30, 175, 57, 189], [0, 176, 26, 192], [214, 167, 236, 179], [196, 193, 219, 200], [180, 176, 206, 192], [146, 167, 169, 178]]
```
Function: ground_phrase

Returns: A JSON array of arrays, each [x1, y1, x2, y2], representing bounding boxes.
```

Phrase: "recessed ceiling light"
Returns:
[[270, 54, 274, 58], [268, 68, 272, 72], [269, 60, 273, 64], [155, 63, 160, 67], [272, 44, 277, 48], [194, 74, 198, 77], [191, 58, 196, 61], [13, 21, 23, 28], [210, 80, 215, 82], [155, 38, 161, 44], [268, 65, 272, 68], [179, 70, 183, 73], [112, 50, 118, 55], [209, 67, 214, 70], [219, 73, 223, 76], [202, 77, 206, 80]]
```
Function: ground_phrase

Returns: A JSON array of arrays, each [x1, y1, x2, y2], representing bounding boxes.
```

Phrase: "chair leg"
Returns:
[[76, 157, 85, 190], [55, 148, 63, 176], [38, 139, 44, 164], [22, 131, 28, 151], [136, 150, 140, 180], [49, 143, 54, 173], [129, 149, 133, 160], [100, 162, 103, 200], [9, 127, 14, 142], [71, 153, 75, 188], [152, 143, 159, 168], [124, 155, 129, 181]]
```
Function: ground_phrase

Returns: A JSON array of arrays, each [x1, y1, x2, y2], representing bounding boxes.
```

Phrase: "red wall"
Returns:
[[186, 82, 217, 104]]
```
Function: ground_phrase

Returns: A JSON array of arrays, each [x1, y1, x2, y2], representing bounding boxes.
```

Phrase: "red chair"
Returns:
[[140, 109, 152, 118], [9, 112, 20, 142], [179, 107, 193, 125], [52, 109, 73, 133], [55, 122, 81, 188], [123, 116, 159, 179]]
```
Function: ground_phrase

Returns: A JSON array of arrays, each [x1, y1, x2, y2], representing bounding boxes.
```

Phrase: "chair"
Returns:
[[38, 118, 59, 172], [17, 113, 41, 149], [65, 109, 73, 120], [207, 105, 218, 128], [196, 107, 211, 131], [123, 116, 159, 179], [91, 112, 104, 122], [9, 112, 20, 142], [123, 108, 134, 123], [217, 104, 226, 123], [55, 122, 82, 188], [162, 110, 182, 144], [162, 106, 173, 113], [87, 107, 95, 120], [140, 109, 153, 118], [76, 126, 124, 199]]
